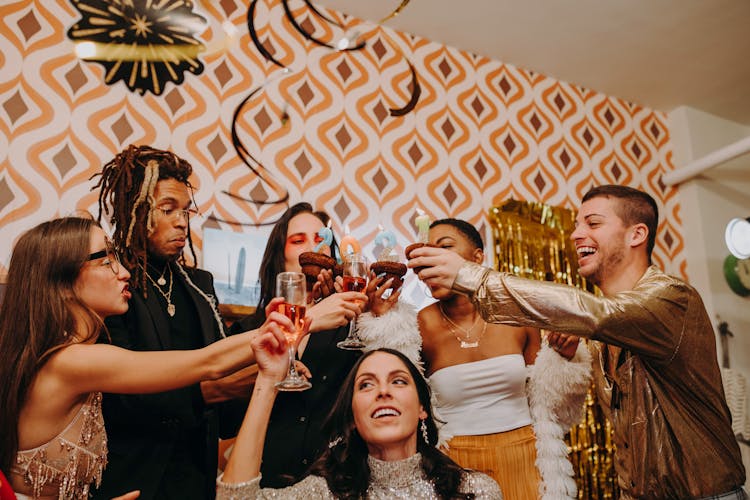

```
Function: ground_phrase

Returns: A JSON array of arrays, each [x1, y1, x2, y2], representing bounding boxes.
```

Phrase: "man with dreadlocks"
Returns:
[[91, 144, 253, 500]]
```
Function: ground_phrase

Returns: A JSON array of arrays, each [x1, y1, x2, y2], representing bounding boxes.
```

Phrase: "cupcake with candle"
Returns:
[[405, 209, 437, 273], [299, 253, 337, 285], [299, 225, 337, 285], [371, 225, 407, 290], [404, 242, 438, 260]]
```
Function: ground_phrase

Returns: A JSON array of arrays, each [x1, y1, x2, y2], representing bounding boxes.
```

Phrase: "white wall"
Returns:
[[668, 105, 750, 479]]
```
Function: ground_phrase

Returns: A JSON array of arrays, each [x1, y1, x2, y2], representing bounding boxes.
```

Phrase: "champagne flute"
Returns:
[[336, 254, 368, 350], [275, 272, 311, 391]]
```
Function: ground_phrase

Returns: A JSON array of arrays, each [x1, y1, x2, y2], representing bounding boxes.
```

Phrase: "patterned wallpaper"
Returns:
[[0, 0, 685, 283]]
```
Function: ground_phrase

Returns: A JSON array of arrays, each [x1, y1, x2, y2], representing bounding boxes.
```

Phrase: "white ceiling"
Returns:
[[315, 0, 750, 126]]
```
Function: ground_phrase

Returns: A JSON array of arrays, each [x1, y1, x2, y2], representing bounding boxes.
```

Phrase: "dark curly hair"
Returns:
[[92, 144, 198, 292], [307, 348, 475, 499]]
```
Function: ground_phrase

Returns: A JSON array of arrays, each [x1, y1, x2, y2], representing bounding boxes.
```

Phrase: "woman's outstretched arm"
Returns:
[[48, 299, 292, 398]]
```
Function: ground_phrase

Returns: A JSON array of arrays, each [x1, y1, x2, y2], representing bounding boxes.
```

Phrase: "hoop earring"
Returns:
[[420, 419, 429, 445]]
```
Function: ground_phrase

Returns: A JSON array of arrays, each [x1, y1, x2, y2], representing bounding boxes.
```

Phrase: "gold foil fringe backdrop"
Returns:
[[489, 199, 586, 288], [567, 388, 620, 499], [488, 199, 619, 499]]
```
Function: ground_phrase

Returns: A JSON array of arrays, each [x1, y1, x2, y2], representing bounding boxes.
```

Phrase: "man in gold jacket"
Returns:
[[408, 185, 745, 499]]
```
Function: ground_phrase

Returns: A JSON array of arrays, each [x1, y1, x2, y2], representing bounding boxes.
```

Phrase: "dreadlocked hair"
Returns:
[[93, 144, 198, 292]]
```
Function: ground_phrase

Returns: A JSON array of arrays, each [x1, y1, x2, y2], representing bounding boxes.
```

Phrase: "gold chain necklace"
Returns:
[[145, 264, 175, 317], [438, 303, 485, 348]]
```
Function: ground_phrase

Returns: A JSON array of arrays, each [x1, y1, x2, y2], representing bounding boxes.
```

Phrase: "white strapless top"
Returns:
[[428, 354, 531, 436]]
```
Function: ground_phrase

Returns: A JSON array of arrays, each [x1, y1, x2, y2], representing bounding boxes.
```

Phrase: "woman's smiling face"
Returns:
[[351, 351, 427, 460]]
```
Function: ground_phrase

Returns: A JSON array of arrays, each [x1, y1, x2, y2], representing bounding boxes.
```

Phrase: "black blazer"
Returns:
[[93, 266, 231, 500]]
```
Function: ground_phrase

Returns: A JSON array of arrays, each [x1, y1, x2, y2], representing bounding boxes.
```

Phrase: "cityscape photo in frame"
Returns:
[[202, 227, 269, 308]]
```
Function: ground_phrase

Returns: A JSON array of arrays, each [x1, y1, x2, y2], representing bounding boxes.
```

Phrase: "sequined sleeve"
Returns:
[[216, 474, 334, 499], [462, 471, 504, 499]]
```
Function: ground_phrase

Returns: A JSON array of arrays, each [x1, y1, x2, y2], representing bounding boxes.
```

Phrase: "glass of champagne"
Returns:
[[275, 272, 311, 391], [336, 254, 368, 350]]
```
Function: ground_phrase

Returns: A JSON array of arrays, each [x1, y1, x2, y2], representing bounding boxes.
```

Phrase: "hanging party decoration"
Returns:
[[67, 0, 207, 95]]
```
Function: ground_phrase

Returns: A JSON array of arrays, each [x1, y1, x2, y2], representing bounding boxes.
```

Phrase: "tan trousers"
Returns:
[[444, 425, 541, 500]]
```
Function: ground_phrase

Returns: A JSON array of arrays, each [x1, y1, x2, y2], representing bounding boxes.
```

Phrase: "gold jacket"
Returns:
[[454, 263, 745, 499]]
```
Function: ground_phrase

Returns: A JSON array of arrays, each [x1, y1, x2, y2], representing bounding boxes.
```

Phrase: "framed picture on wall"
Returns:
[[202, 228, 269, 316]]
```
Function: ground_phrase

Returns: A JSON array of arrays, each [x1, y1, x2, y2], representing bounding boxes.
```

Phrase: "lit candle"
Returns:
[[375, 224, 398, 261], [339, 225, 361, 256], [415, 208, 430, 243], [313, 220, 333, 253]]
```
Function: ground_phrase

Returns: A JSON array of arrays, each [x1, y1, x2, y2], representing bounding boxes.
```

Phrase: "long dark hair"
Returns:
[[0, 217, 103, 474], [255, 202, 336, 312], [308, 348, 474, 499]]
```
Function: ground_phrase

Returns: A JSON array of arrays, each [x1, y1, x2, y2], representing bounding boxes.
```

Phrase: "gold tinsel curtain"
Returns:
[[489, 200, 619, 500]]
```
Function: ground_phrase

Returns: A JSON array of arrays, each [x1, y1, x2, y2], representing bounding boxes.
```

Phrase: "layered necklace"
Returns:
[[438, 303, 486, 348], [145, 263, 176, 317]]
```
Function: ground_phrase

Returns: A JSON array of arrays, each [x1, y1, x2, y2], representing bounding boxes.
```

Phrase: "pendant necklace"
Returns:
[[146, 264, 175, 316], [147, 262, 168, 286], [438, 303, 486, 348]]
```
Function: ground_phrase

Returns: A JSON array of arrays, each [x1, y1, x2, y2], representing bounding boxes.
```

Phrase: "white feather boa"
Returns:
[[355, 301, 423, 371], [528, 341, 592, 499]]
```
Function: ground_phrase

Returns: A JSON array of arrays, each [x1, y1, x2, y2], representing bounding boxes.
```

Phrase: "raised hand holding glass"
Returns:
[[275, 272, 311, 391], [337, 254, 368, 350]]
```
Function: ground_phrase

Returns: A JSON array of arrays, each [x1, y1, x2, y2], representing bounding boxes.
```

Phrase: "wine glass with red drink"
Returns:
[[336, 254, 368, 350], [275, 272, 311, 391]]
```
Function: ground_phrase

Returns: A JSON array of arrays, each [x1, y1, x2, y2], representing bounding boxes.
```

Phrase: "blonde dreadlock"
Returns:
[[125, 159, 160, 246], [92, 144, 198, 294]]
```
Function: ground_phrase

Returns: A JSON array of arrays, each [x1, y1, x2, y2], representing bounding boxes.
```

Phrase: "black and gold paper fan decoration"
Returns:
[[67, 0, 207, 95]]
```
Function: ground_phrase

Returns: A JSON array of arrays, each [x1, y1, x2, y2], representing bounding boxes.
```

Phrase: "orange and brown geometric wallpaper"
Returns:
[[0, 0, 686, 280]]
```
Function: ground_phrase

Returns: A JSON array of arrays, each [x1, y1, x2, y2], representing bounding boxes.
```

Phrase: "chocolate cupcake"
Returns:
[[404, 242, 438, 275], [370, 261, 408, 290], [298, 251, 337, 284]]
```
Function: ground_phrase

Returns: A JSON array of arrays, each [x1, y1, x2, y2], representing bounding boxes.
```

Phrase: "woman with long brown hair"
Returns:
[[0, 217, 292, 499], [228, 202, 369, 487], [218, 340, 502, 498]]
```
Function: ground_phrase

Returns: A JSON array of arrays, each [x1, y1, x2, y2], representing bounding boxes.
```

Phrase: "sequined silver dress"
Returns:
[[217, 453, 502, 499]]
